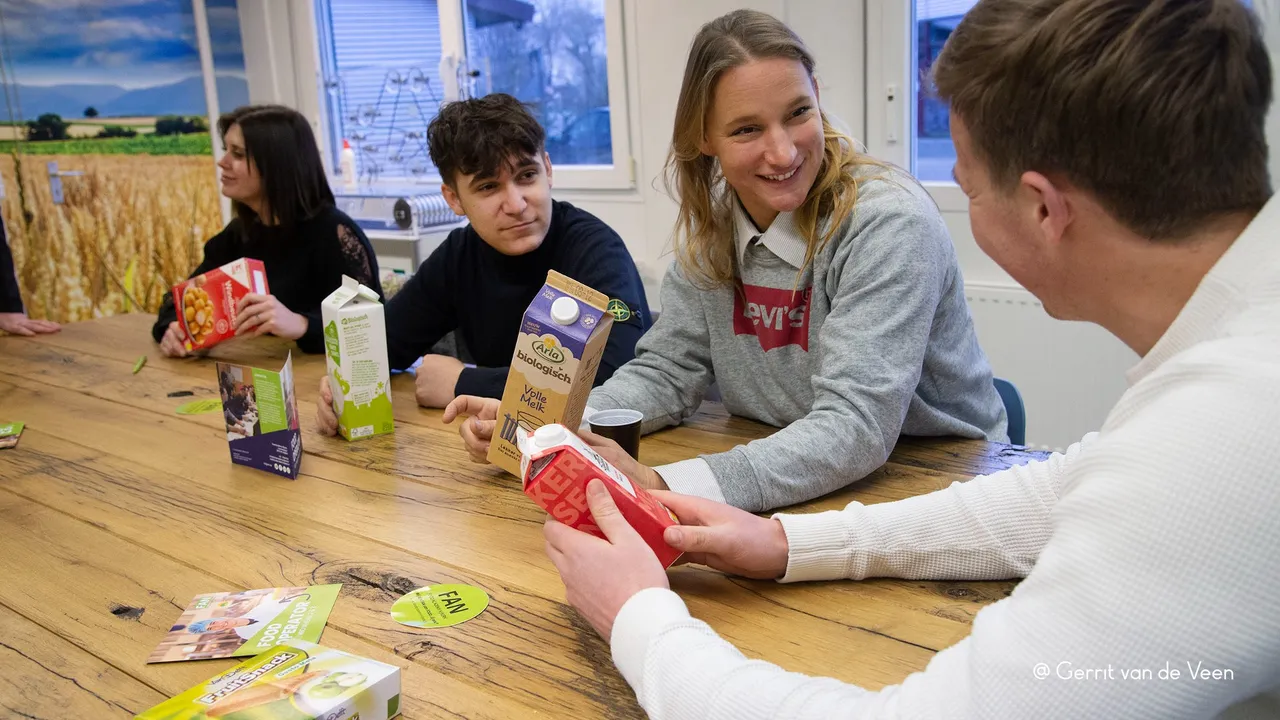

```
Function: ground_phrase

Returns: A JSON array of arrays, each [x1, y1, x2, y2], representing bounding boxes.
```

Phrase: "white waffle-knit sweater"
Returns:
[[608, 196, 1280, 720]]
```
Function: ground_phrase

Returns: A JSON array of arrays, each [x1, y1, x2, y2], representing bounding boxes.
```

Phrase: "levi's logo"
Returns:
[[733, 284, 811, 351]]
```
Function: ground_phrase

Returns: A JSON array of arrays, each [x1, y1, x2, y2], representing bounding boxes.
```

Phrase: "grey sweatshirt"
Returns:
[[587, 168, 1007, 512]]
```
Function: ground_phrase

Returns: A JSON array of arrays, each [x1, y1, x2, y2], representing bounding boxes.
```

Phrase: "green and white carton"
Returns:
[[135, 640, 402, 720], [322, 275, 394, 441]]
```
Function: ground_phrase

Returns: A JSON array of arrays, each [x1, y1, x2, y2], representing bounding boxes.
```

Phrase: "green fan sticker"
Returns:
[[175, 398, 222, 415], [390, 584, 489, 629]]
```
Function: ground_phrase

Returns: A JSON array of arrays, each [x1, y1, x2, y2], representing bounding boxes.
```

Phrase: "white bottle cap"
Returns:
[[533, 424, 567, 448], [550, 296, 580, 325]]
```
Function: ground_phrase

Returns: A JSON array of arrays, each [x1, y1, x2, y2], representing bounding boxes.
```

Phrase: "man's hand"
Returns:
[[235, 293, 308, 340], [545, 479, 671, 639], [316, 376, 339, 437], [414, 354, 466, 409], [442, 395, 499, 463], [653, 490, 790, 580], [580, 431, 668, 491], [0, 312, 59, 337]]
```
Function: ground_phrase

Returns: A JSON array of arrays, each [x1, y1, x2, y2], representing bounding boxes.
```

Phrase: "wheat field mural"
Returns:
[[2, 153, 222, 324]]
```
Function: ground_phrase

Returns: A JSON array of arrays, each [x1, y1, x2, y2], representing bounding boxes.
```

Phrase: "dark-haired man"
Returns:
[[317, 93, 649, 428]]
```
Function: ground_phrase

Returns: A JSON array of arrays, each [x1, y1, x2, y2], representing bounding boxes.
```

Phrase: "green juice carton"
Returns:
[[322, 276, 394, 441], [135, 640, 402, 719]]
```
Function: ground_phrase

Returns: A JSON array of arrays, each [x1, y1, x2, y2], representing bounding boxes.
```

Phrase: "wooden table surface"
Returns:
[[0, 313, 1046, 719]]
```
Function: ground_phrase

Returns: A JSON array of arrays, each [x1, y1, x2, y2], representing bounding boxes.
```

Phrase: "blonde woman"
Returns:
[[447, 9, 1005, 512]]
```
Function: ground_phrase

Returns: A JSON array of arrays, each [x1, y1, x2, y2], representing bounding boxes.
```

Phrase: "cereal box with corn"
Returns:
[[173, 258, 268, 351], [135, 640, 402, 720]]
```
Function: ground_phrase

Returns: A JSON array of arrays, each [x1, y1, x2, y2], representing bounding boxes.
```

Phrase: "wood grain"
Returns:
[[0, 493, 551, 720], [0, 606, 167, 719], [0, 315, 1050, 716], [0, 385, 943, 689]]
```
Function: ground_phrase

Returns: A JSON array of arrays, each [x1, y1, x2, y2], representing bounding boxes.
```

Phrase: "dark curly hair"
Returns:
[[427, 93, 546, 187]]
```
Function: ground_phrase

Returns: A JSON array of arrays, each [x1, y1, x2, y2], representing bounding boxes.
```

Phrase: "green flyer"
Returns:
[[0, 421, 24, 450], [175, 399, 222, 415], [135, 640, 402, 720], [148, 584, 342, 663], [391, 584, 489, 629]]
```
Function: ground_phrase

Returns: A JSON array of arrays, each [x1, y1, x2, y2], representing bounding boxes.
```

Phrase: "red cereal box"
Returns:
[[519, 424, 682, 567], [172, 258, 268, 351]]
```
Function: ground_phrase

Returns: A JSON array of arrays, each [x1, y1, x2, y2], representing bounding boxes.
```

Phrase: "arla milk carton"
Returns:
[[171, 257, 267, 351], [518, 424, 682, 567], [487, 270, 613, 476], [322, 276, 394, 441]]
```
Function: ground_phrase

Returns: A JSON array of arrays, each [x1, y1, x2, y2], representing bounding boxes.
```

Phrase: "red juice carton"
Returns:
[[519, 424, 682, 567], [172, 258, 268, 351]]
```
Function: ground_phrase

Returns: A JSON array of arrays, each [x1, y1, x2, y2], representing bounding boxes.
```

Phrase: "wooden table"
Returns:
[[0, 314, 1046, 718]]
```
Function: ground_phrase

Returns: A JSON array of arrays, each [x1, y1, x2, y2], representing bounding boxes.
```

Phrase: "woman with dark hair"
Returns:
[[152, 104, 381, 355]]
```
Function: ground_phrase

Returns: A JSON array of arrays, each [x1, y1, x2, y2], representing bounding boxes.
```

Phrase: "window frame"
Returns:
[[864, 0, 966, 210], [293, 0, 634, 191]]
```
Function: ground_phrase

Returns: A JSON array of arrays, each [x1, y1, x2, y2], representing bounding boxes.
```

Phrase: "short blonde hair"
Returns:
[[934, 0, 1272, 239]]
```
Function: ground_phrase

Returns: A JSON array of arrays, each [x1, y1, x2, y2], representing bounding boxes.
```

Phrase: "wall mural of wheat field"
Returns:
[[2, 154, 221, 322], [1, 0, 247, 325]]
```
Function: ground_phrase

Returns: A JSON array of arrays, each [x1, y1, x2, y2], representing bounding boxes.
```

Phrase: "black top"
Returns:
[[224, 393, 250, 422], [1, 220, 23, 314], [152, 205, 382, 353], [386, 200, 651, 399]]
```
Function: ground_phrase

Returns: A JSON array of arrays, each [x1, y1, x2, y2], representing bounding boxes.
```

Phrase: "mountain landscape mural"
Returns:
[[7, 76, 249, 120], [0, 0, 247, 325]]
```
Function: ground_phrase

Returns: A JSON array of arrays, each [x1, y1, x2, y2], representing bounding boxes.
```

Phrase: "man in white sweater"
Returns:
[[542, 0, 1280, 717]]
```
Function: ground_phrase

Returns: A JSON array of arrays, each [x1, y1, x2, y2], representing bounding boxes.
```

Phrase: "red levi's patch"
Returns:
[[733, 284, 812, 351]]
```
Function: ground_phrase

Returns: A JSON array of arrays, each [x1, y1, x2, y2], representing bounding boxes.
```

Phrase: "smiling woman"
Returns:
[[572, 8, 1008, 514]]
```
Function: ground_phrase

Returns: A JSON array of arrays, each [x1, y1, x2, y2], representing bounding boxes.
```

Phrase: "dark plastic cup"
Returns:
[[587, 409, 643, 460]]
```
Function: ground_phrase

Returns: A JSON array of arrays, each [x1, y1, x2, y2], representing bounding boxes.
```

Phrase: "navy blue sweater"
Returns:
[[386, 200, 650, 399]]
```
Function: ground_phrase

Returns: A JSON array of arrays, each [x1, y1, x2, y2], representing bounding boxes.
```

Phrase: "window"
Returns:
[[904, 0, 1262, 183], [315, 0, 446, 183], [312, 0, 630, 188], [912, 1, 976, 182], [463, 0, 613, 166]]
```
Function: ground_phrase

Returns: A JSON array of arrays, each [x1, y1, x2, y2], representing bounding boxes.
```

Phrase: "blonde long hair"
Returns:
[[664, 9, 873, 289]]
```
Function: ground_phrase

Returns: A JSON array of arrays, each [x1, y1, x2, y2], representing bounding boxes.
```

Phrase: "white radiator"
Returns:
[[964, 282, 1137, 452]]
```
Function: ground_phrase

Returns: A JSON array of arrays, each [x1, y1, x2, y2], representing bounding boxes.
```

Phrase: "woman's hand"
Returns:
[[234, 293, 308, 340], [159, 321, 190, 357], [0, 312, 59, 336]]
